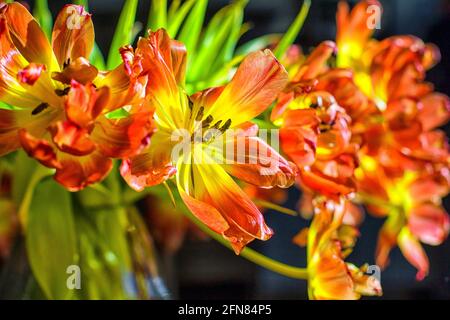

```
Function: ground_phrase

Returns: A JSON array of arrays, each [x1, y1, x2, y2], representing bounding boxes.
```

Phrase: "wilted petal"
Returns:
[[120, 131, 176, 191], [49, 120, 95, 156], [408, 204, 450, 246], [65, 80, 109, 128], [19, 129, 61, 169], [54, 151, 113, 192], [92, 109, 154, 158], [398, 228, 429, 281]]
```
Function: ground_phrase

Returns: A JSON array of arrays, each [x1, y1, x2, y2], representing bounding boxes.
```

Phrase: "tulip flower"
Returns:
[[121, 29, 297, 253], [0, 3, 153, 191]]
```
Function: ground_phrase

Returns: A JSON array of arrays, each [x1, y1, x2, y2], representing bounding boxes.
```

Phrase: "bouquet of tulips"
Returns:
[[0, 0, 448, 300]]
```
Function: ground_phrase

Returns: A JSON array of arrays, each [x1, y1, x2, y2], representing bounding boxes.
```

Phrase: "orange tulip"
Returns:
[[121, 30, 297, 253], [0, 3, 153, 191], [294, 199, 381, 300]]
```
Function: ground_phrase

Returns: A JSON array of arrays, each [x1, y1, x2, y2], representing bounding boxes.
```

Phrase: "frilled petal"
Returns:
[[19, 129, 60, 169], [310, 246, 357, 300], [120, 131, 176, 191], [280, 109, 319, 168], [54, 150, 113, 192], [91, 109, 154, 158], [205, 50, 288, 127], [52, 5, 94, 68], [0, 3, 58, 71], [17, 63, 46, 85], [221, 136, 297, 188], [52, 57, 98, 85], [49, 120, 95, 156], [398, 228, 429, 281], [65, 80, 109, 128], [408, 204, 450, 246], [177, 156, 273, 254]]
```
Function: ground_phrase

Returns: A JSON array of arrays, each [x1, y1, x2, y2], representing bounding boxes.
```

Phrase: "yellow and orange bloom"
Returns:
[[294, 199, 381, 300], [121, 29, 296, 253], [0, 3, 153, 191], [271, 42, 359, 200], [356, 165, 449, 280]]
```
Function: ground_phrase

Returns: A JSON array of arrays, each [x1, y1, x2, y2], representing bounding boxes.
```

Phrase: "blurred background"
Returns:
[[11, 0, 450, 299]]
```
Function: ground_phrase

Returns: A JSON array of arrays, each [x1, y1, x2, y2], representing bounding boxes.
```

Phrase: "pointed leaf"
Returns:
[[26, 179, 78, 300]]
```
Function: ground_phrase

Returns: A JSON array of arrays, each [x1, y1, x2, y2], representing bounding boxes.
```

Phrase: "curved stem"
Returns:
[[184, 210, 309, 280]]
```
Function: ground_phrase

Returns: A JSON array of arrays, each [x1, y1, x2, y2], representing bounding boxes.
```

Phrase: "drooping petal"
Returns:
[[408, 204, 450, 246], [177, 154, 273, 254], [0, 3, 58, 71], [52, 5, 94, 68], [221, 136, 297, 188], [398, 228, 429, 281], [205, 50, 288, 127], [19, 129, 61, 169], [121, 131, 176, 191], [54, 150, 113, 192]]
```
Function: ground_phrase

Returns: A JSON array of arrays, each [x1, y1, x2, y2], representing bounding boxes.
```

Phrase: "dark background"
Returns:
[[24, 0, 450, 299]]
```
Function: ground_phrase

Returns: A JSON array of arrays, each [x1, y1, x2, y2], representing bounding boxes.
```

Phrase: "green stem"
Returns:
[[254, 199, 297, 216], [184, 210, 308, 280], [273, 0, 311, 59]]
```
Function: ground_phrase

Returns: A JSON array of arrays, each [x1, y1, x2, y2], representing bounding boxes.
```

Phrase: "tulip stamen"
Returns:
[[31, 103, 49, 116]]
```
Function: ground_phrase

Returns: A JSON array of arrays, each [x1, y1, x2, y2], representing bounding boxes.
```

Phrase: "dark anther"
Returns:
[[211, 120, 222, 130], [55, 87, 71, 96], [220, 119, 232, 132], [195, 106, 204, 122], [31, 103, 49, 116], [63, 58, 71, 69], [310, 102, 319, 109], [202, 115, 214, 128]]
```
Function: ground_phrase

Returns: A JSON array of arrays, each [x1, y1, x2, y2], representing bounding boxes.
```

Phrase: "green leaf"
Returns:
[[187, 1, 246, 83], [273, 0, 311, 59], [147, 0, 168, 32], [236, 34, 281, 56], [0, 101, 15, 110], [26, 179, 78, 300], [12, 151, 53, 227], [177, 0, 208, 59], [167, 0, 196, 38], [33, 0, 53, 39], [90, 44, 106, 70], [107, 0, 139, 70]]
